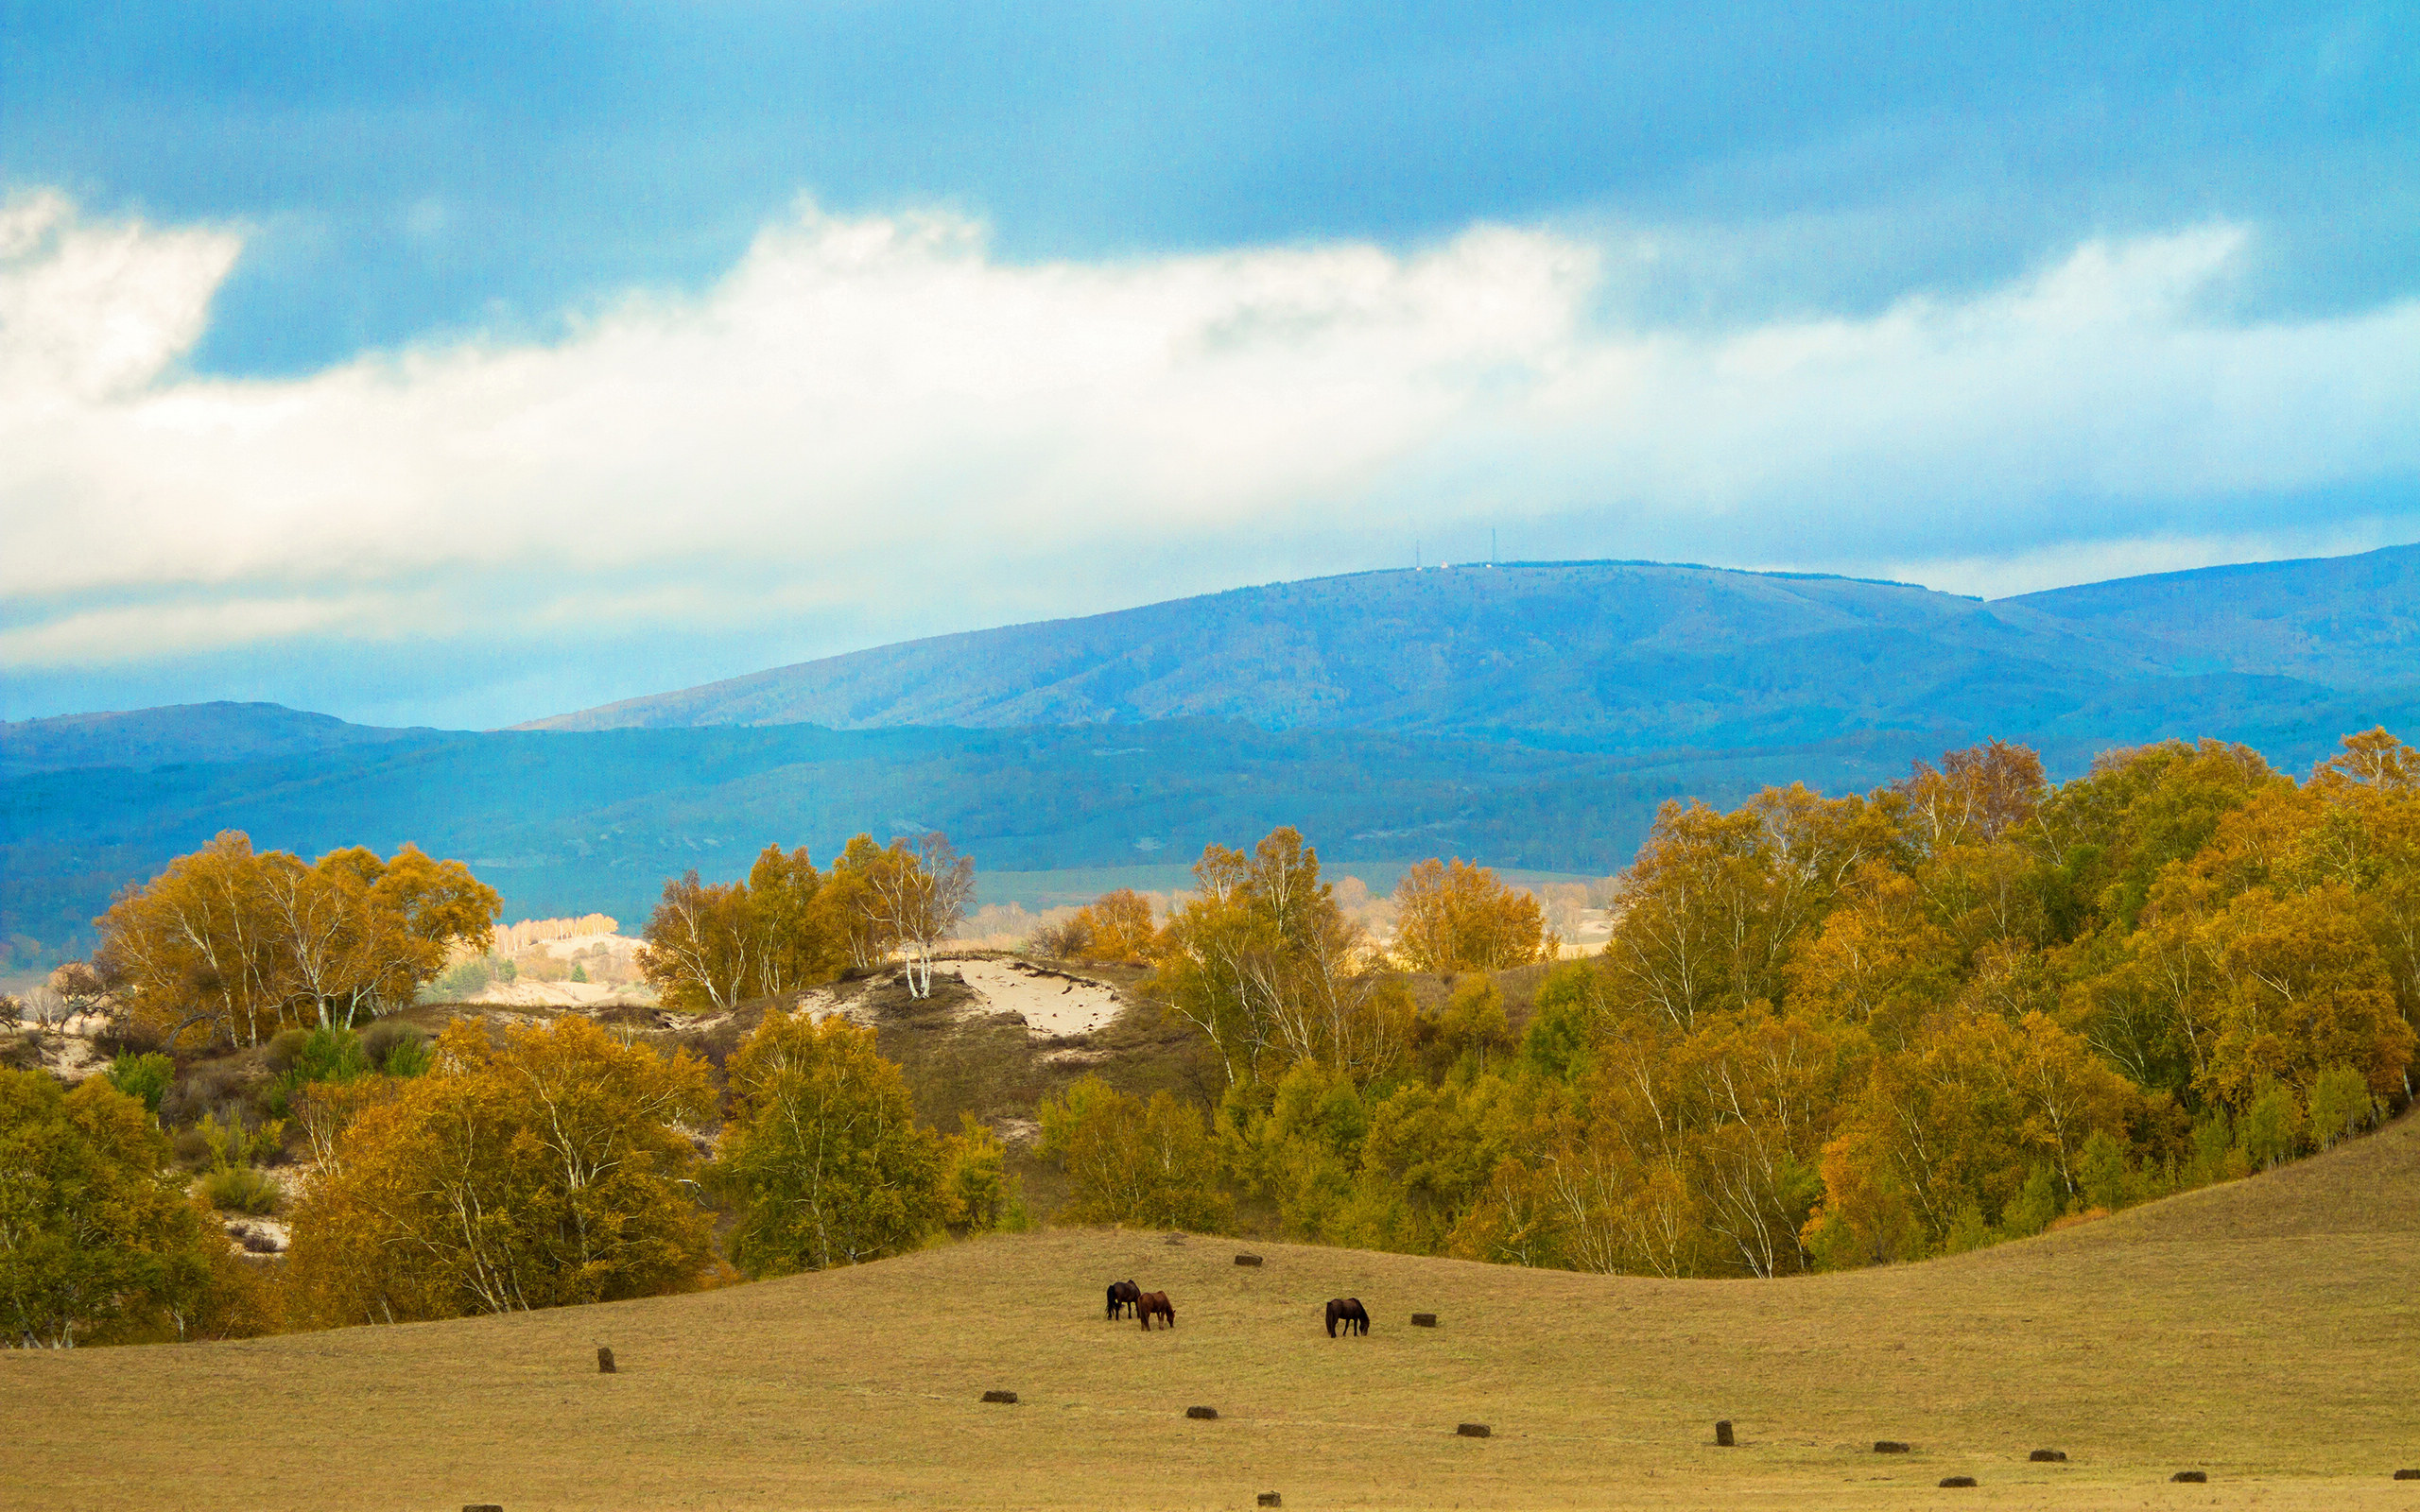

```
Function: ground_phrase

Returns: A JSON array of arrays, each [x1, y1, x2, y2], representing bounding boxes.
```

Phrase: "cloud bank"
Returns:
[[3, 188, 2416, 722]]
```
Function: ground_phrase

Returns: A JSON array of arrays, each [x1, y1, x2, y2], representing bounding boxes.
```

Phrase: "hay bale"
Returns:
[[1257, 1495, 1283, 1507], [1874, 1441, 1910, 1454], [1456, 1423, 1491, 1438], [2170, 1470, 2207, 1483], [1939, 1476, 1978, 1487], [1186, 1406, 1219, 1420], [596, 1346, 615, 1374], [981, 1390, 1018, 1404], [1715, 1419, 1734, 1447], [2028, 1449, 2066, 1463], [2396, 1469, 2420, 1481], [1235, 1253, 1263, 1266], [1410, 1313, 1438, 1328]]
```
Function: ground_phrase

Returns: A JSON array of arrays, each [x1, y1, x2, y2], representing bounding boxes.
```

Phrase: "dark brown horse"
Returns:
[[1106, 1280, 1141, 1320], [1136, 1291, 1175, 1331], [1324, 1297, 1369, 1337]]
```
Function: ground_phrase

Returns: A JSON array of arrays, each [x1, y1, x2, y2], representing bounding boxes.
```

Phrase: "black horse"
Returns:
[[1324, 1297, 1370, 1337], [1106, 1280, 1141, 1320]]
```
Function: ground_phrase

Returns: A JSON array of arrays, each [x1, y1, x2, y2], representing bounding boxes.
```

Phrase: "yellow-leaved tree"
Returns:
[[94, 832, 498, 1048], [285, 1016, 715, 1325], [1391, 857, 1551, 971]]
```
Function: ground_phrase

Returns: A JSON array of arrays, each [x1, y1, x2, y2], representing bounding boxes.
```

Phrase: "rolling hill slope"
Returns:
[[12, 1110, 2420, 1510]]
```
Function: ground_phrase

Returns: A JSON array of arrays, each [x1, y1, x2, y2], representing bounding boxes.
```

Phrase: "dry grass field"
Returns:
[[12, 1112, 2420, 1512]]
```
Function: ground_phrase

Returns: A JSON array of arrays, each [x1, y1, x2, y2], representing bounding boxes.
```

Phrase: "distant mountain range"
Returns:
[[517, 547, 2420, 764], [8, 544, 2418, 971]]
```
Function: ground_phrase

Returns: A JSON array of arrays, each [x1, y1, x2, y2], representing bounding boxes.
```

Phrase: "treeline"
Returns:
[[1033, 731, 2418, 1275]]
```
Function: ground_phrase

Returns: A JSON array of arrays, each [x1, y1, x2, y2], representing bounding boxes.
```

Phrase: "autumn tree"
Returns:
[[94, 833, 498, 1048], [716, 1008, 944, 1273], [639, 871, 757, 1013], [1063, 888, 1159, 962], [640, 844, 856, 1012], [1153, 828, 1399, 1086], [856, 833, 975, 999], [285, 1017, 716, 1325], [1392, 858, 1550, 971]]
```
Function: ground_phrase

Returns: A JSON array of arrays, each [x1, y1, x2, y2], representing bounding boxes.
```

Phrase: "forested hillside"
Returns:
[[1033, 729, 2420, 1277], [522, 546, 2420, 760]]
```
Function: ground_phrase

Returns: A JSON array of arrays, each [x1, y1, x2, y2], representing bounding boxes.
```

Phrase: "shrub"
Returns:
[[268, 1025, 372, 1114], [1028, 916, 1089, 959], [199, 1164, 282, 1216], [197, 1108, 285, 1170], [361, 1021, 430, 1074], [265, 1027, 312, 1075], [424, 954, 498, 1002], [103, 1052, 176, 1116]]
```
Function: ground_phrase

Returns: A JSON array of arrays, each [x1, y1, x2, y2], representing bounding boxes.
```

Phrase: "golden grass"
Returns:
[[13, 1116, 2420, 1511]]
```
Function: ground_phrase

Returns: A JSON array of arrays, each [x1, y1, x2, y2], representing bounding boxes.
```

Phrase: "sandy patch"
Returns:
[[947, 960, 1124, 1039], [470, 979, 651, 1008], [221, 1215, 291, 1256], [535, 932, 640, 959], [789, 987, 875, 1026]]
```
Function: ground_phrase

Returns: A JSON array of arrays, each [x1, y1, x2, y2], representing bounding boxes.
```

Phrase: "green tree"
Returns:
[[1039, 1075, 1230, 1231], [0, 1071, 220, 1347], [717, 1008, 944, 1273]]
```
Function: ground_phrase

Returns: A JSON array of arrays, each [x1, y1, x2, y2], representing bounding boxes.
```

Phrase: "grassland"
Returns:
[[13, 1109, 2420, 1512]]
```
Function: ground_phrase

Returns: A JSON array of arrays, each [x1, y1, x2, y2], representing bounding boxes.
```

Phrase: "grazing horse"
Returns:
[[1324, 1297, 1370, 1337], [1136, 1291, 1176, 1331], [1106, 1280, 1141, 1321]]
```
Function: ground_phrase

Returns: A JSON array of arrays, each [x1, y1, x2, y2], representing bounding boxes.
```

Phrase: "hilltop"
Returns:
[[10, 1107, 2419, 1510], [0, 701, 432, 777], [519, 545, 2420, 756]]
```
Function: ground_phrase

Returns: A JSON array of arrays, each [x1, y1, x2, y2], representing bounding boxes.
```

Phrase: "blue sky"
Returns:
[[3, 2, 2415, 727]]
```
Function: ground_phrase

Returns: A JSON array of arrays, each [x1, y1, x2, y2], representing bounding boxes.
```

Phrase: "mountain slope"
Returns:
[[2006, 541, 2420, 685], [0, 701, 430, 777], [520, 547, 2420, 752], [13, 1113, 2420, 1510]]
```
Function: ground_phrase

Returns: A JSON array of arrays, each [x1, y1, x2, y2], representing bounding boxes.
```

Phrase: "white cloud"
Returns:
[[3, 189, 2416, 689]]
